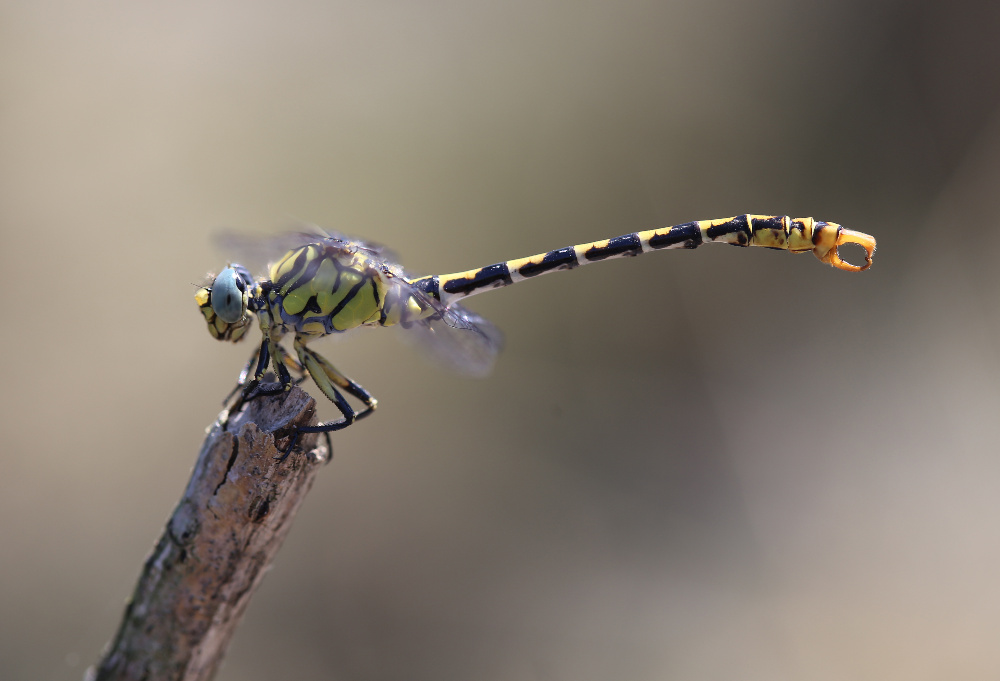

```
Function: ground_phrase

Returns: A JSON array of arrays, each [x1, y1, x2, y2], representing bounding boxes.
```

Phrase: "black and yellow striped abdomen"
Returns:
[[410, 215, 875, 306]]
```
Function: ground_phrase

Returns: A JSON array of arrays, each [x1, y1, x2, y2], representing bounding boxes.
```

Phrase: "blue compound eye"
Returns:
[[211, 267, 247, 323]]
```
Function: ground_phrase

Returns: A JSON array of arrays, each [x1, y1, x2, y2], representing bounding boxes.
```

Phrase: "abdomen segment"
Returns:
[[414, 215, 875, 306]]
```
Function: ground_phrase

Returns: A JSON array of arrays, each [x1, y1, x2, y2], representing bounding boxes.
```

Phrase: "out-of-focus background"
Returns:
[[3, 0, 1000, 679]]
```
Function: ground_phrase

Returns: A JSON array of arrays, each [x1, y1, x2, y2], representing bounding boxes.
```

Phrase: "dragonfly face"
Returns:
[[195, 263, 256, 343]]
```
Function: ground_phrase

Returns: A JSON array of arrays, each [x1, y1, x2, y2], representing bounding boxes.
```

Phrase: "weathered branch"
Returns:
[[88, 387, 328, 681]]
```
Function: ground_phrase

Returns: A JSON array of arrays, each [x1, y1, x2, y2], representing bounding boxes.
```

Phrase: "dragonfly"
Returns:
[[196, 214, 876, 458]]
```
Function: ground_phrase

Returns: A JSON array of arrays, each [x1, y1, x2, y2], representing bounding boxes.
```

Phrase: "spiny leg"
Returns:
[[223, 339, 302, 426], [295, 338, 379, 419], [220, 338, 334, 461], [240, 336, 298, 402], [242, 339, 330, 458], [276, 337, 378, 461], [222, 343, 308, 406]]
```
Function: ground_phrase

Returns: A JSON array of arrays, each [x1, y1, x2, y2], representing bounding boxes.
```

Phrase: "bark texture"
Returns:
[[88, 387, 328, 681]]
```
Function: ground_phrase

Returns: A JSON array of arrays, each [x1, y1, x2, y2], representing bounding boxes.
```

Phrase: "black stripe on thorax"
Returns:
[[304, 295, 323, 314], [517, 246, 579, 277], [327, 277, 369, 320], [582, 233, 643, 261], [442, 262, 513, 296], [279, 245, 328, 291], [274, 247, 310, 288], [648, 222, 702, 249]]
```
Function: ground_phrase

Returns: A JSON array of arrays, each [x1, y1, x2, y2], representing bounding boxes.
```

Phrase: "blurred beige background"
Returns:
[[3, 0, 1000, 679]]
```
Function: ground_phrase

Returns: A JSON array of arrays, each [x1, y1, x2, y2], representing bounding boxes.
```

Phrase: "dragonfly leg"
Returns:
[[224, 344, 306, 406], [274, 337, 378, 461], [223, 338, 304, 431], [222, 338, 333, 461], [241, 337, 299, 401]]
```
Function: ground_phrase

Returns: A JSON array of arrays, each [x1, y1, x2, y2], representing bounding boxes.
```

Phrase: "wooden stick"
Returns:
[[88, 387, 328, 681]]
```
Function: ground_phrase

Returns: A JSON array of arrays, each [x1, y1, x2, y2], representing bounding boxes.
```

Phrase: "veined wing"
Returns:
[[212, 226, 398, 279], [388, 275, 504, 378]]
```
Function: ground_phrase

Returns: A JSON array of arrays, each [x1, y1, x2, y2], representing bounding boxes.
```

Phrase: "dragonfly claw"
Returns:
[[819, 227, 876, 272]]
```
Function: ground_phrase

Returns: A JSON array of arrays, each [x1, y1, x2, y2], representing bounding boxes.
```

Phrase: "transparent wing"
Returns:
[[398, 304, 504, 378], [307, 226, 399, 263], [212, 231, 317, 278], [387, 276, 504, 378], [213, 226, 398, 278]]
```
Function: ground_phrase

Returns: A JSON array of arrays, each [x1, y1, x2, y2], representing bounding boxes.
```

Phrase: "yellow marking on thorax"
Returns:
[[332, 279, 380, 331]]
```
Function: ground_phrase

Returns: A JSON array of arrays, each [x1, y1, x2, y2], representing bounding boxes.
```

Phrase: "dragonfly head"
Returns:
[[195, 264, 256, 342]]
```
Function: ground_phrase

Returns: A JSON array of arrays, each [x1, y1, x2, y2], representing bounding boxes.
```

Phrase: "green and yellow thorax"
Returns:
[[264, 242, 388, 337]]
